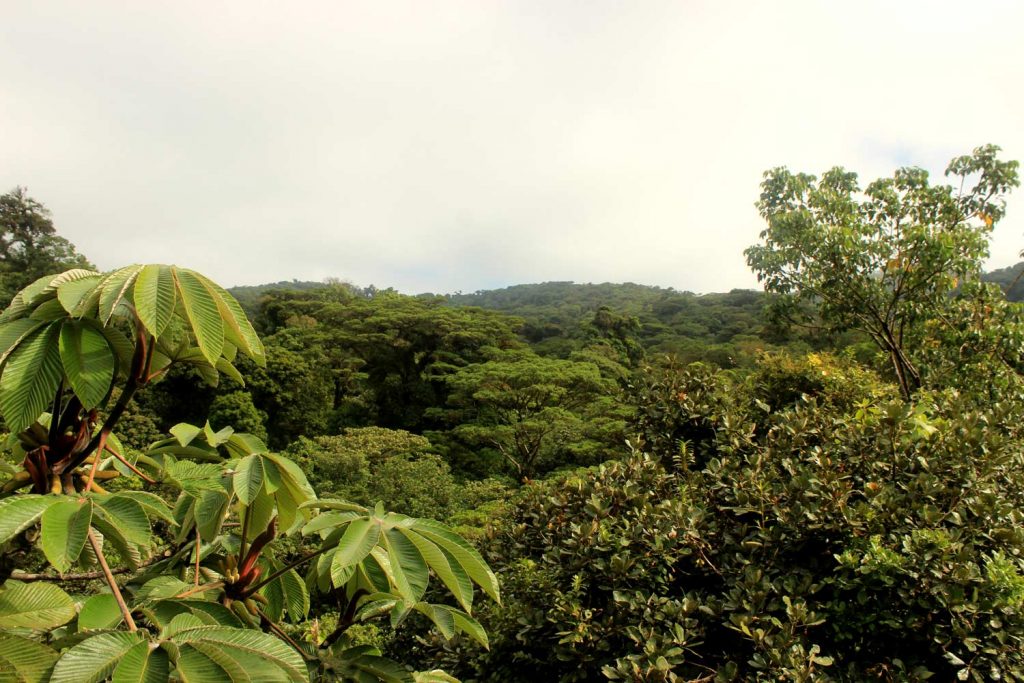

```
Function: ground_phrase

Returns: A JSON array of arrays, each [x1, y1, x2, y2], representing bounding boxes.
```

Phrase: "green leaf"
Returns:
[[78, 594, 124, 631], [194, 490, 229, 540], [384, 528, 429, 603], [29, 298, 68, 321], [135, 576, 192, 603], [172, 646, 234, 682], [193, 273, 265, 365], [60, 321, 115, 409], [232, 454, 264, 506], [50, 631, 148, 683], [173, 268, 225, 366], [57, 275, 102, 316], [0, 633, 59, 683], [279, 568, 310, 622], [133, 265, 177, 338], [0, 581, 77, 630], [0, 322, 63, 433], [398, 528, 472, 612], [331, 518, 381, 587], [170, 422, 203, 447], [0, 319, 44, 367], [98, 265, 144, 325], [40, 499, 92, 573], [171, 627, 306, 682], [223, 433, 269, 459], [113, 491, 176, 525], [95, 495, 152, 545], [411, 520, 500, 604], [451, 609, 489, 649], [111, 641, 169, 683], [0, 495, 57, 544]]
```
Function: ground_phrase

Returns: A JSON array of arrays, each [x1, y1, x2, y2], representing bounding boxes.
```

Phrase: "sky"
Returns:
[[2, 1, 1023, 294]]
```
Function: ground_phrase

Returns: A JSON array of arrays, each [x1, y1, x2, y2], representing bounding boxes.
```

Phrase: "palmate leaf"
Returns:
[[331, 519, 382, 587], [59, 320, 115, 409], [40, 498, 92, 573], [0, 581, 77, 631], [0, 633, 59, 683], [56, 274, 102, 316], [49, 631, 148, 683], [0, 322, 63, 433]]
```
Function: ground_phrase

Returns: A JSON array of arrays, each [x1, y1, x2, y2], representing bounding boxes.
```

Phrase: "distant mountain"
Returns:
[[982, 261, 1024, 302]]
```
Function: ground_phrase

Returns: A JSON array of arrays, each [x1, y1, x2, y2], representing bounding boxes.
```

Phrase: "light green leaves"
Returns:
[[0, 322, 62, 433], [0, 582, 77, 630], [40, 499, 92, 573], [50, 631, 149, 683], [59, 321, 115, 409], [0, 495, 57, 545], [173, 269, 225, 367], [133, 265, 177, 338], [78, 594, 125, 631], [232, 454, 265, 506], [303, 503, 500, 628], [0, 633, 59, 682]]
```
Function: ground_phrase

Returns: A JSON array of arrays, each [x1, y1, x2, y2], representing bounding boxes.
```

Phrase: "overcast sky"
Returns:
[[2, 1, 1023, 294]]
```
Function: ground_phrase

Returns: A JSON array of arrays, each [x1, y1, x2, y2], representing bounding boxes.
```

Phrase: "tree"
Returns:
[[435, 349, 620, 479], [0, 188, 93, 302], [0, 265, 498, 681], [745, 145, 1019, 398]]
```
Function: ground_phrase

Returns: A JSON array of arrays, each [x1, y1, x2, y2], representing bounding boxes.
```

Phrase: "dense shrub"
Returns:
[[419, 354, 1024, 681]]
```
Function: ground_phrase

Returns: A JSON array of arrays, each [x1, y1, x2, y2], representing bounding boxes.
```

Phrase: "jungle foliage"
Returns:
[[2, 144, 1023, 682]]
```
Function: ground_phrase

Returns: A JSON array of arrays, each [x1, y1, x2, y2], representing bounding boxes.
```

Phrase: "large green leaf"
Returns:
[[194, 273, 265, 364], [411, 519, 500, 604], [98, 265, 144, 325], [0, 633, 59, 683], [173, 644, 247, 682], [56, 275, 102, 316], [50, 631, 148, 683], [173, 268, 225, 366], [331, 518, 381, 587], [397, 528, 472, 612], [77, 594, 124, 631], [170, 627, 306, 682], [0, 322, 63, 433], [111, 641, 169, 683], [383, 528, 429, 604], [59, 321, 115, 409], [94, 495, 152, 545], [0, 495, 58, 544], [0, 319, 44, 367], [40, 499, 92, 573], [0, 581, 76, 630], [232, 454, 264, 506], [133, 265, 177, 339]]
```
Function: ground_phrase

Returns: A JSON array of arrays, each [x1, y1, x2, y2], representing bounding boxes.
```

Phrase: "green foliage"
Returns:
[[433, 349, 625, 479], [0, 265, 499, 682], [423, 353, 1024, 681], [0, 188, 93, 304], [746, 145, 1020, 398]]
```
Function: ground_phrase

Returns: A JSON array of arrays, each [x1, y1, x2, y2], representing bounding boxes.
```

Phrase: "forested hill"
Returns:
[[446, 281, 777, 358], [983, 260, 1024, 301]]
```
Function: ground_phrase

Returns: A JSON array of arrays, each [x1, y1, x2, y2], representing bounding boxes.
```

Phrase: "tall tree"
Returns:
[[0, 188, 93, 301], [745, 145, 1019, 398]]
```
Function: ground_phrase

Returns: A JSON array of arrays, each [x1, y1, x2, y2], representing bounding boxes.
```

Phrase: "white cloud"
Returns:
[[2, 0, 1022, 293]]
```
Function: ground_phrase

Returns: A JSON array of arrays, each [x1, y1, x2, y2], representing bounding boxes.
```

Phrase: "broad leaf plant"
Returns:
[[0, 266, 498, 682]]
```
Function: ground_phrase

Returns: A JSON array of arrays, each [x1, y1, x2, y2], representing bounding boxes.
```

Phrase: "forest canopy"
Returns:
[[1, 145, 1024, 682]]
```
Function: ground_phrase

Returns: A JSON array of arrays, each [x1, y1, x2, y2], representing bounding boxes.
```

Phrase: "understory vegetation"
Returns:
[[2, 145, 1024, 681]]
